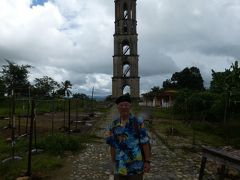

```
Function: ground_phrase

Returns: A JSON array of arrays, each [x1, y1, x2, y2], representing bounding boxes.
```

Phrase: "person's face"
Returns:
[[117, 101, 131, 117]]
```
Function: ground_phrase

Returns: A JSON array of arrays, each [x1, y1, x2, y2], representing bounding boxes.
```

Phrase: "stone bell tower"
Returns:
[[112, 0, 140, 99]]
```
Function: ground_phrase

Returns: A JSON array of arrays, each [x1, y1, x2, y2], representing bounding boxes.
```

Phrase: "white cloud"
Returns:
[[0, 0, 240, 96]]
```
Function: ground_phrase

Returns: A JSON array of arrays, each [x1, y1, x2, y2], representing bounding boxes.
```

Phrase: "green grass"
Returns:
[[36, 133, 100, 155], [0, 133, 100, 179], [0, 98, 97, 117], [148, 107, 240, 148], [31, 154, 63, 174], [154, 119, 240, 147], [0, 137, 10, 160], [153, 119, 191, 137], [152, 108, 173, 119], [0, 99, 107, 179], [0, 120, 8, 129], [0, 154, 63, 180], [0, 109, 10, 116]]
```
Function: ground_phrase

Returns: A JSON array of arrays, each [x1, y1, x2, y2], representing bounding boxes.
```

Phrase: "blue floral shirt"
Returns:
[[106, 114, 149, 176]]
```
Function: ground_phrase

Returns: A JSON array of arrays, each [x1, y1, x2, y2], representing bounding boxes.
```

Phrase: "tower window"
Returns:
[[130, 3, 133, 19], [123, 44, 130, 55], [123, 23, 128, 33], [123, 64, 130, 77], [123, 3, 128, 19], [123, 85, 131, 95]]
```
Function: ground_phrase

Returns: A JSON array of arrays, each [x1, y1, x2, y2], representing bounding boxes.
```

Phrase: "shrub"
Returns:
[[37, 134, 84, 155]]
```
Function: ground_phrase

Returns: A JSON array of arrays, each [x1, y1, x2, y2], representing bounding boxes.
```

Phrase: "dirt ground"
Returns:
[[46, 153, 75, 180], [0, 111, 98, 139]]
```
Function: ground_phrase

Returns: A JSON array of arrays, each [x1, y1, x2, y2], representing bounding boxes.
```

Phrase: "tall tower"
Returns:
[[112, 0, 140, 99]]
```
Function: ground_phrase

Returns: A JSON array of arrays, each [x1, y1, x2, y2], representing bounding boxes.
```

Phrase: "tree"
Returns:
[[163, 67, 204, 90], [105, 95, 112, 102], [62, 80, 72, 98], [173, 89, 222, 121], [210, 61, 240, 92], [56, 80, 72, 98], [151, 86, 162, 94], [149, 86, 163, 97], [73, 93, 89, 100], [142, 86, 163, 101], [210, 61, 240, 120], [162, 79, 177, 89], [210, 70, 231, 93], [226, 61, 240, 91], [0, 77, 5, 97], [1, 60, 31, 96], [33, 76, 60, 97]]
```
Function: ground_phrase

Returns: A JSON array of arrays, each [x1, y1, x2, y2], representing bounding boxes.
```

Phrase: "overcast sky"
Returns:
[[0, 0, 240, 96]]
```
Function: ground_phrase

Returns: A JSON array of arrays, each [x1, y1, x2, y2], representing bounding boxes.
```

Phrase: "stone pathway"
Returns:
[[63, 107, 203, 180]]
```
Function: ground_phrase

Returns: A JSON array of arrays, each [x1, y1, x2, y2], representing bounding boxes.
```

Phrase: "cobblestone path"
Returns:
[[64, 107, 202, 180]]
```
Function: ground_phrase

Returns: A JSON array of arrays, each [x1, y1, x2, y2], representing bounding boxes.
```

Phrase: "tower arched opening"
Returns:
[[123, 22, 128, 33], [123, 3, 128, 19], [122, 85, 131, 95], [122, 40, 130, 55], [123, 64, 130, 77]]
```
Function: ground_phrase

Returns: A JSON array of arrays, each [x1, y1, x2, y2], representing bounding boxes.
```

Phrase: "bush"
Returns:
[[173, 90, 229, 122], [38, 134, 84, 155]]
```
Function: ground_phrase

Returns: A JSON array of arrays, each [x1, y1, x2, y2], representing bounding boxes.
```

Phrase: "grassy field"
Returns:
[[1, 100, 239, 179], [0, 98, 97, 117], [0, 99, 108, 179], [137, 106, 240, 149], [0, 134, 101, 180]]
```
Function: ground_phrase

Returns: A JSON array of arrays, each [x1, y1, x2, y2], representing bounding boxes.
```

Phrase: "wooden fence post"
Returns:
[[27, 99, 35, 176]]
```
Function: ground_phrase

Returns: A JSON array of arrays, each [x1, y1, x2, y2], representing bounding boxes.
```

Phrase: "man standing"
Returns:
[[106, 95, 151, 180]]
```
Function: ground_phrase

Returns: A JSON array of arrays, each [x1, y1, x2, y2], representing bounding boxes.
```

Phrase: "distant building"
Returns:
[[141, 89, 177, 108]]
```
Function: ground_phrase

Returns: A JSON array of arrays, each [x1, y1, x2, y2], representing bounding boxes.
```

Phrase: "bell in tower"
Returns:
[[112, 0, 140, 99]]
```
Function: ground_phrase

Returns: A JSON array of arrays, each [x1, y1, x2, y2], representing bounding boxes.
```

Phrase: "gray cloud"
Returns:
[[0, 0, 239, 96], [139, 47, 179, 76]]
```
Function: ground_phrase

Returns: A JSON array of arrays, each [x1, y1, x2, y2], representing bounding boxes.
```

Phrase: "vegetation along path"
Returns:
[[51, 107, 202, 180]]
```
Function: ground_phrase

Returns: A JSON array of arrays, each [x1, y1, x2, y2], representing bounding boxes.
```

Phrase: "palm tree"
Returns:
[[63, 80, 72, 133], [62, 80, 72, 98], [59, 80, 72, 131], [228, 61, 240, 91]]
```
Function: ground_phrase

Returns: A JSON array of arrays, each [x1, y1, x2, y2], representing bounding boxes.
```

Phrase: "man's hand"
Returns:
[[144, 161, 150, 173], [142, 143, 151, 173]]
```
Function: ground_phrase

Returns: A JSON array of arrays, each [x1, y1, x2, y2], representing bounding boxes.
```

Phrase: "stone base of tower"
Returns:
[[112, 77, 140, 99]]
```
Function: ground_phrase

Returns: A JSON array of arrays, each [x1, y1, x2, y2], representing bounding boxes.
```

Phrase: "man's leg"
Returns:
[[114, 173, 143, 180], [114, 175, 128, 180], [128, 173, 143, 180]]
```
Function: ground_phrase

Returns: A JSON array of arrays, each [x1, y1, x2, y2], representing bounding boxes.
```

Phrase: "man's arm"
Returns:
[[142, 143, 151, 173], [142, 143, 151, 161], [110, 146, 116, 162]]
